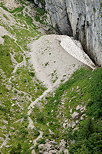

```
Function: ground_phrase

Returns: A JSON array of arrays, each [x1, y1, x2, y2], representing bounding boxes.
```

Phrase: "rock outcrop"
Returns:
[[33, 0, 45, 8], [45, 0, 73, 36], [33, 0, 102, 66]]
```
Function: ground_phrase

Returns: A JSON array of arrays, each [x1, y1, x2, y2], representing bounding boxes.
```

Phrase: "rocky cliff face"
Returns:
[[45, 0, 73, 36], [33, 0, 102, 66]]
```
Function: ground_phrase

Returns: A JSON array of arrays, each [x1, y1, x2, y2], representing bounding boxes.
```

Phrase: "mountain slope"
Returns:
[[0, 0, 47, 153], [0, 0, 102, 154]]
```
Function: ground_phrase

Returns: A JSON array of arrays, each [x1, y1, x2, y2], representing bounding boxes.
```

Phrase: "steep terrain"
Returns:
[[0, 0, 102, 154], [34, 0, 102, 66], [0, 0, 48, 153]]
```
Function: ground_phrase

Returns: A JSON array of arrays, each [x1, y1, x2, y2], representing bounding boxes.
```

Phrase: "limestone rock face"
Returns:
[[45, 0, 73, 36], [64, 0, 102, 66], [33, 0, 102, 66]]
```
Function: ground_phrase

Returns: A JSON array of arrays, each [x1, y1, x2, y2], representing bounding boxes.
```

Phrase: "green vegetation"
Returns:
[[0, 0, 102, 153], [13, 66, 46, 100], [0, 35, 24, 75], [93, 7, 96, 13], [68, 69, 102, 154], [9, 6, 24, 13], [35, 8, 47, 24], [51, 69, 58, 83], [30, 68, 102, 153], [0, 36, 14, 76], [39, 0, 45, 6], [0, 1, 46, 153]]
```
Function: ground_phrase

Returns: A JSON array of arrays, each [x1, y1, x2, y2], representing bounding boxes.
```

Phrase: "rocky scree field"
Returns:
[[0, 0, 102, 154]]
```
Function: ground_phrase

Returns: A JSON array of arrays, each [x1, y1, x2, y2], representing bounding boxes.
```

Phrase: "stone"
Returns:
[[64, 149, 69, 154], [65, 0, 102, 66], [75, 120, 79, 124], [3, 120, 8, 124], [33, 0, 45, 8], [80, 106, 86, 112], [38, 144, 45, 150], [45, 0, 73, 35], [71, 121, 76, 128], [76, 105, 83, 110], [71, 112, 79, 119], [35, 0, 102, 66], [70, 109, 72, 113]]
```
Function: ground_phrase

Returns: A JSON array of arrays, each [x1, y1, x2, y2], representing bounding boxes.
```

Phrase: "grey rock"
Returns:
[[70, 109, 72, 113], [71, 121, 76, 128], [45, 0, 73, 35], [76, 105, 83, 110], [65, 0, 102, 66], [34, 0, 102, 66], [33, 0, 45, 8], [71, 112, 79, 119]]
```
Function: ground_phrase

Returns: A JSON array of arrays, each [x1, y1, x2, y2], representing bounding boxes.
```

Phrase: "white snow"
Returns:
[[60, 35, 96, 69], [29, 34, 87, 89]]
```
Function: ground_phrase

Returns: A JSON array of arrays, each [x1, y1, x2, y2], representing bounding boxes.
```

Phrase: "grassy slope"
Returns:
[[0, 0, 46, 153], [0, 0, 102, 153], [30, 68, 102, 153]]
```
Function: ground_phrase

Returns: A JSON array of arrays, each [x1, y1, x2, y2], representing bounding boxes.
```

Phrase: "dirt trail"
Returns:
[[27, 88, 53, 150], [27, 34, 95, 122], [27, 33, 96, 128], [28, 88, 52, 115], [27, 34, 96, 151], [0, 1, 96, 152]]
